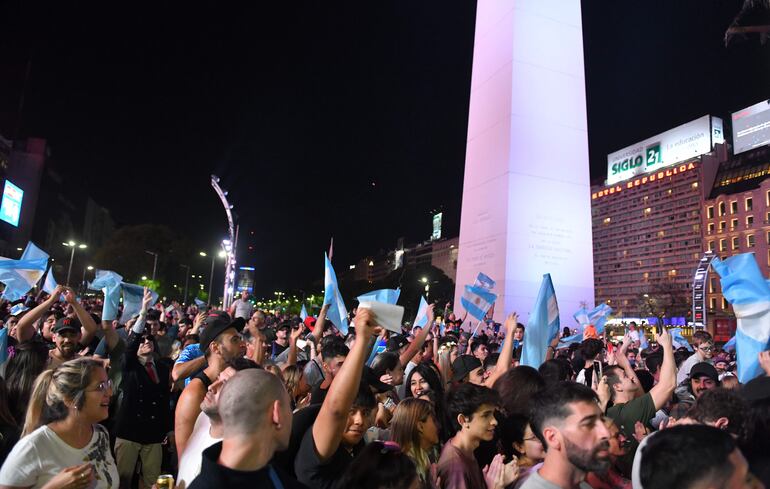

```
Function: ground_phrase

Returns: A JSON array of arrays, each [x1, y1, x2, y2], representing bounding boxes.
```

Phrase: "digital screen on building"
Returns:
[[236, 266, 255, 293], [732, 100, 770, 155], [432, 212, 442, 240], [0, 180, 23, 227]]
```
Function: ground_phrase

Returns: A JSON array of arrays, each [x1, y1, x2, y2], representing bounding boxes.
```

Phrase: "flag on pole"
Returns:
[[0, 257, 48, 301], [357, 289, 400, 305], [300, 304, 308, 321], [573, 303, 613, 333], [328, 237, 334, 261], [323, 253, 349, 335], [413, 296, 430, 328], [521, 274, 560, 368], [460, 285, 497, 321], [669, 328, 694, 352], [121, 282, 159, 321], [712, 253, 770, 382], [473, 272, 496, 290], [89, 270, 124, 321]]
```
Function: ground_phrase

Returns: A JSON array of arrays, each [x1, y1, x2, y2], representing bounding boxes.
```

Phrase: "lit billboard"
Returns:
[[606, 115, 723, 185], [0, 180, 23, 227], [732, 99, 770, 155], [236, 266, 255, 293]]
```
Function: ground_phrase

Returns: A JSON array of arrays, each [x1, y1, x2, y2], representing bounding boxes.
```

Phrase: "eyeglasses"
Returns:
[[88, 379, 113, 393], [700, 346, 713, 352]]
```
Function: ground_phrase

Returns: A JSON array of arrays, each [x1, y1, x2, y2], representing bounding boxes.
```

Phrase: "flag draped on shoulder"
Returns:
[[323, 253, 349, 335], [461, 285, 497, 321], [712, 253, 770, 382], [89, 270, 124, 321], [521, 274, 560, 368], [357, 289, 400, 306]]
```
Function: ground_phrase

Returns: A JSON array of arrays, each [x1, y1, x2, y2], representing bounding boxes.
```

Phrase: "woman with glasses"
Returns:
[[0, 357, 118, 489], [391, 398, 441, 488]]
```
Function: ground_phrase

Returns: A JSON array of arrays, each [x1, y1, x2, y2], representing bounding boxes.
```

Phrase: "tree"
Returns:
[[634, 280, 691, 323]]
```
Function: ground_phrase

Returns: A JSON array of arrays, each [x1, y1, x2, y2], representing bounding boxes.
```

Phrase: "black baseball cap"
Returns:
[[690, 362, 719, 383], [53, 317, 81, 335], [451, 355, 482, 382], [386, 334, 409, 352], [740, 376, 770, 402], [200, 311, 244, 351], [362, 366, 392, 393]]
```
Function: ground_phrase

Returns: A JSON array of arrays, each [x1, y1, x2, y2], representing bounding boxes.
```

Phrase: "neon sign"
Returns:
[[592, 162, 697, 200]]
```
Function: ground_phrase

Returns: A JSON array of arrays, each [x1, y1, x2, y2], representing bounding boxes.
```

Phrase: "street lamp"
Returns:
[[62, 242, 87, 286], [144, 251, 159, 281], [201, 249, 227, 307], [81, 265, 94, 293], [180, 264, 191, 305], [212, 175, 238, 309]]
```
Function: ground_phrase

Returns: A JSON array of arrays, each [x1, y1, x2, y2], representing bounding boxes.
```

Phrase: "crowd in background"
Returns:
[[0, 286, 768, 489]]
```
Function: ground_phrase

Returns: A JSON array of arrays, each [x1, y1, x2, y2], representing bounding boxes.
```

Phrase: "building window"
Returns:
[[746, 197, 753, 211], [710, 297, 717, 310], [723, 297, 729, 310], [720, 239, 727, 251], [719, 201, 726, 216], [732, 236, 739, 250], [767, 190, 770, 206], [747, 215, 754, 227], [707, 206, 714, 219], [719, 221, 726, 232], [708, 240, 715, 251], [748, 234, 756, 248], [731, 218, 738, 229], [767, 230, 770, 244], [731, 201, 738, 214], [709, 277, 717, 293]]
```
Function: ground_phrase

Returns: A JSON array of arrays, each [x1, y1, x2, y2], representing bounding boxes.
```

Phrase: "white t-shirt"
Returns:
[[176, 412, 221, 489], [0, 424, 118, 489], [231, 299, 254, 320]]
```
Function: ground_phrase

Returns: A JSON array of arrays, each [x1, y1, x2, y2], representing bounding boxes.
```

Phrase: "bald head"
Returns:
[[218, 369, 291, 438]]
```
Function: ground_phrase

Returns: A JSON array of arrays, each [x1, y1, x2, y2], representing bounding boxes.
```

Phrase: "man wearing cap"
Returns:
[[675, 361, 720, 410], [271, 321, 291, 360], [175, 311, 245, 458]]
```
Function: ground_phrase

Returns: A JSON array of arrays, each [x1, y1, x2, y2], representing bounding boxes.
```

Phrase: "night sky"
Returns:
[[1, 1, 768, 296]]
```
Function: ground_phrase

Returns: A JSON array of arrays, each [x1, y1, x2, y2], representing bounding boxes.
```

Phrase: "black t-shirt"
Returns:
[[294, 425, 363, 489], [271, 341, 289, 358], [188, 442, 307, 489]]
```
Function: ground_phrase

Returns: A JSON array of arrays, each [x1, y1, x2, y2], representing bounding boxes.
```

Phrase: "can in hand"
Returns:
[[156, 475, 175, 489]]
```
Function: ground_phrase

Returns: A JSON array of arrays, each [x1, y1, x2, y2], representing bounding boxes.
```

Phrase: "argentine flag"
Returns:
[[723, 335, 736, 352], [42, 267, 59, 296], [121, 282, 159, 322], [0, 257, 48, 301], [521, 274, 560, 368], [573, 303, 613, 333], [89, 270, 124, 321], [300, 304, 308, 321], [669, 328, 694, 351], [473, 272, 496, 290], [712, 253, 770, 382], [194, 298, 206, 308], [323, 253, 349, 335], [413, 296, 430, 328], [357, 288, 400, 305], [461, 285, 497, 321]]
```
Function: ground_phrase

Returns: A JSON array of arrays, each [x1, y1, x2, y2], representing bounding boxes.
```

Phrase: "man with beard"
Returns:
[[174, 311, 245, 458], [585, 419, 631, 489], [176, 357, 259, 489], [521, 382, 611, 489]]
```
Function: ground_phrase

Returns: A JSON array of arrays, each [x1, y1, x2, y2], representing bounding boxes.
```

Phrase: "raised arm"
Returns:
[[312, 308, 380, 462], [286, 324, 306, 367], [649, 327, 676, 410], [311, 304, 330, 345], [15, 285, 64, 342], [101, 319, 120, 352], [63, 288, 98, 346], [399, 304, 435, 367], [486, 312, 518, 387], [614, 334, 642, 387]]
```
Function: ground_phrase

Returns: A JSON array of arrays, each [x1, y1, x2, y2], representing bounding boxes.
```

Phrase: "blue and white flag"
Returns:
[[89, 270, 124, 321], [573, 303, 613, 334], [413, 296, 430, 328], [323, 253, 349, 335], [712, 253, 770, 383], [300, 304, 308, 321], [558, 330, 583, 347], [639, 326, 650, 350], [42, 267, 59, 296], [461, 285, 497, 321], [194, 298, 206, 308], [723, 335, 736, 352], [473, 272, 496, 290], [357, 289, 400, 305], [0, 257, 48, 301], [669, 328, 694, 352], [121, 282, 159, 322], [9, 303, 29, 316], [366, 338, 387, 366], [521, 274, 560, 368]]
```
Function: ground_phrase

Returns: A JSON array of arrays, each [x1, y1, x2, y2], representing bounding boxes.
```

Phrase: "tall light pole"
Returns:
[[180, 264, 191, 305], [200, 250, 227, 307], [144, 250, 159, 281], [211, 175, 238, 309], [62, 241, 87, 286], [81, 265, 94, 293]]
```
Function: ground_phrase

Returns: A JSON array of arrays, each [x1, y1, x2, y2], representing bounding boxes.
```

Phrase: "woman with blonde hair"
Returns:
[[0, 357, 118, 489], [390, 398, 440, 488]]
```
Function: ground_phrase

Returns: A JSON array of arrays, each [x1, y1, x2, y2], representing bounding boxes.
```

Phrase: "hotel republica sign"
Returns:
[[606, 115, 724, 185]]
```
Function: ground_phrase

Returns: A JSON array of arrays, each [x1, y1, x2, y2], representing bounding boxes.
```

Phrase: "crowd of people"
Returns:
[[0, 286, 768, 489]]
